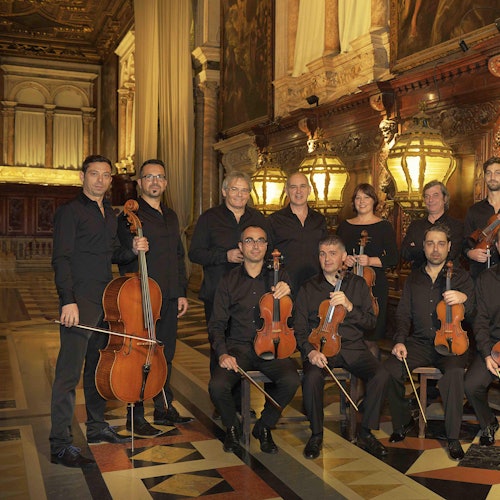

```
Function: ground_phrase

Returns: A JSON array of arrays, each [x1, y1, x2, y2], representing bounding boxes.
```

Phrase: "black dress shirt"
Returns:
[[208, 264, 290, 359], [401, 212, 464, 269], [293, 272, 377, 358], [464, 199, 500, 278], [188, 203, 267, 302], [473, 264, 500, 360], [394, 264, 474, 345], [117, 198, 187, 300], [51, 192, 135, 322], [268, 204, 327, 295]]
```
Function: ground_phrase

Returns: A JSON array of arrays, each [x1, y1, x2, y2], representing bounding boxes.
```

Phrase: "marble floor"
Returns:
[[2, 268, 500, 499]]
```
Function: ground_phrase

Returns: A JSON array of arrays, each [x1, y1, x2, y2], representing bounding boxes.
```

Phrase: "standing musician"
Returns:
[[189, 171, 267, 377], [268, 171, 327, 298], [384, 224, 474, 460], [208, 225, 300, 454], [117, 159, 192, 437], [401, 180, 463, 270], [464, 229, 500, 446], [337, 183, 398, 359], [293, 234, 390, 459], [50, 155, 147, 467], [464, 156, 500, 279]]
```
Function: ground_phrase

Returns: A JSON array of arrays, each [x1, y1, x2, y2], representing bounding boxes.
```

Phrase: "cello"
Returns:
[[434, 261, 469, 356], [353, 230, 379, 316], [95, 199, 167, 403], [254, 249, 296, 360], [308, 266, 346, 358]]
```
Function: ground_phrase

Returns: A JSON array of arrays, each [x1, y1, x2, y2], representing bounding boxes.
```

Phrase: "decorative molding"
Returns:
[[0, 166, 81, 186], [273, 28, 390, 118], [213, 133, 258, 174]]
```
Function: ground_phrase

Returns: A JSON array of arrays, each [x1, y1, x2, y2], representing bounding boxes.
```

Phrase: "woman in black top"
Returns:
[[337, 183, 398, 358]]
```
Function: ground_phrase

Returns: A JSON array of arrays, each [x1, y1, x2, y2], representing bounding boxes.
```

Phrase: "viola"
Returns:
[[353, 229, 379, 316], [307, 266, 346, 358], [491, 341, 500, 366], [254, 249, 296, 360], [434, 261, 469, 356], [469, 213, 500, 250], [95, 199, 167, 403]]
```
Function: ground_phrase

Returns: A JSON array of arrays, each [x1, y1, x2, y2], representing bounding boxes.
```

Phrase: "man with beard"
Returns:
[[384, 224, 474, 460], [464, 157, 500, 279], [118, 159, 191, 436]]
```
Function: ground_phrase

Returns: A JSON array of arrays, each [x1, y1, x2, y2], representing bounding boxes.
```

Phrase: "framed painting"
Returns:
[[220, 0, 274, 135], [390, 0, 500, 72]]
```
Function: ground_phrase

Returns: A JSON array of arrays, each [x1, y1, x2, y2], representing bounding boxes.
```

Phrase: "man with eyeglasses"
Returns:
[[117, 159, 192, 436], [189, 171, 267, 378], [208, 225, 300, 454]]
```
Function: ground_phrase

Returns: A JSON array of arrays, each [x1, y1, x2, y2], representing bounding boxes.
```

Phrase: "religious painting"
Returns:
[[220, 0, 274, 135], [390, 0, 500, 71]]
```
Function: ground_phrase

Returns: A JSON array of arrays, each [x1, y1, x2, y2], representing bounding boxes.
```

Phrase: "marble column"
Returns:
[[81, 107, 96, 159], [44, 104, 55, 168], [1, 101, 16, 165]]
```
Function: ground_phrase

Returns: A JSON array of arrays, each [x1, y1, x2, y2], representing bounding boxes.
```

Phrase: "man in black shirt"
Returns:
[[117, 159, 191, 436], [464, 156, 500, 279], [384, 224, 474, 460], [208, 225, 300, 454], [268, 171, 327, 298], [465, 230, 500, 446], [50, 155, 146, 467], [293, 234, 389, 459], [189, 171, 267, 377], [401, 180, 463, 270]]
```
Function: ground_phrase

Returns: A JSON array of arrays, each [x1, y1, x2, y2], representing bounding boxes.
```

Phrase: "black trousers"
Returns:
[[209, 344, 300, 429], [302, 343, 389, 435], [384, 338, 467, 440], [464, 352, 497, 430], [49, 322, 109, 453]]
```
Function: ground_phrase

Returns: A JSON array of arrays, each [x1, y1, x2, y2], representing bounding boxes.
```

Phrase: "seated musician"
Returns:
[[384, 224, 474, 460], [464, 230, 500, 446], [293, 234, 390, 459], [208, 225, 300, 454]]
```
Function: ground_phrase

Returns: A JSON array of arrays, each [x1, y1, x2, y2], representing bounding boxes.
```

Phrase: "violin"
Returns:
[[95, 199, 167, 403], [469, 213, 500, 250], [353, 230, 379, 316], [254, 249, 296, 360], [434, 261, 469, 356], [308, 266, 346, 358]]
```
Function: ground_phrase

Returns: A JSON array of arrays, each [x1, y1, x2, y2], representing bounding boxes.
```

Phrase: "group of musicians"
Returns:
[[49, 154, 500, 468]]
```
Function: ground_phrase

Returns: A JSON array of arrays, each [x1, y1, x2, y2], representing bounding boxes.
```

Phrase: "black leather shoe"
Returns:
[[51, 446, 95, 467], [357, 432, 388, 457], [479, 420, 499, 446], [154, 405, 193, 425], [389, 418, 416, 443], [252, 424, 278, 454], [447, 439, 464, 460], [126, 419, 162, 437], [223, 425, 241, 453], [87, 426, 132, 444], [303, 435, 323, 459]]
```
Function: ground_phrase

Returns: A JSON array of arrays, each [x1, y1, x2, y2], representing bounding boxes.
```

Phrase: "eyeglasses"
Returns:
[[142, 174, 166, 182], [242, 237, 267, 246], [228, 186, 250, 195]]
